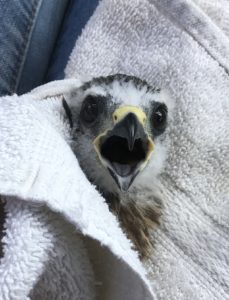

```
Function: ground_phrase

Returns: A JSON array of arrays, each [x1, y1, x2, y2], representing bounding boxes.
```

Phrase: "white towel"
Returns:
[[0, 79, 155, 300], [65, 0, 229, 299]]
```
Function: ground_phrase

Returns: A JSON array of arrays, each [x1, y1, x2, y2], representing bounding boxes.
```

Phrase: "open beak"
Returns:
[[93, 105, 154, 191]]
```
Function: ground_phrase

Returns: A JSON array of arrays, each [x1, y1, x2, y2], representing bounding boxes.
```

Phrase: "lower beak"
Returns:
[[93, 111, 154, 191]]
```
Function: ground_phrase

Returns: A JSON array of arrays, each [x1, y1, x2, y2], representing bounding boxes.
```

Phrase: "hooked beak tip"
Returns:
[[128, 121, 137, 151], [128, 137, 135, 151]]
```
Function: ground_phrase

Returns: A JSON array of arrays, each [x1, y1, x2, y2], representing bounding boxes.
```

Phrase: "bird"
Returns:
[[63, 74, 172, 259]]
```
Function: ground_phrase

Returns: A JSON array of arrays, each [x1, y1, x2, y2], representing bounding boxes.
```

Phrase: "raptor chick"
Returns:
[[64, 74, 172, 259]]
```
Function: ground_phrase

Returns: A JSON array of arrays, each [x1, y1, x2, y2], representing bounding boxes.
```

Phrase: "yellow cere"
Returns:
[[113, 105, 147, 125]]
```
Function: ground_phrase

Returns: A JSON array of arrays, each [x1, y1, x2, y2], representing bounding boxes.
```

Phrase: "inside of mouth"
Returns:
[[100, 136, 147, 167]]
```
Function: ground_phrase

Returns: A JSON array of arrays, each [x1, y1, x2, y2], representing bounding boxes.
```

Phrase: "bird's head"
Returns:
[[65, 74, 172, 200]]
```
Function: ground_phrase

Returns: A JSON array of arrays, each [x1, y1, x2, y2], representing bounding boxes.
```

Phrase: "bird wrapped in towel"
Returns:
[[63, 74, 173, 259]]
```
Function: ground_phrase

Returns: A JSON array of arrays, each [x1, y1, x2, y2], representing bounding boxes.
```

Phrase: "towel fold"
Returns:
[[65, 0, 229, 299], [0, 80, 155, 300]]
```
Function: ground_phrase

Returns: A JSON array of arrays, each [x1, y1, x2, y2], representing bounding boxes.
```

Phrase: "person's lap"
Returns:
[[0, 0, 99, 96], [0, 0, 68, 96], [46, 0, 100, 82], [0, 0, 40, 96]]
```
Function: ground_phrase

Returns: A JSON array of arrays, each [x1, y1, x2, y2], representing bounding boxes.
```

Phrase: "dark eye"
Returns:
[[80, 95, 102, 125], [151, 103, 168, 134]]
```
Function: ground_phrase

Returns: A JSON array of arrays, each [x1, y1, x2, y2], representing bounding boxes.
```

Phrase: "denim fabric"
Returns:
[[46, 0, 99, 82], [0, 0, 41, 96], [0, 0, 68, 96], [17, 0, 69, 94]]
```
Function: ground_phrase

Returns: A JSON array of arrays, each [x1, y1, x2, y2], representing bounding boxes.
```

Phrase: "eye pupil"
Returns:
[[85, 103, 97, 115], [152, 103, 168, 134], [155, 111, 163, 121], [80, 95, 102, 125]]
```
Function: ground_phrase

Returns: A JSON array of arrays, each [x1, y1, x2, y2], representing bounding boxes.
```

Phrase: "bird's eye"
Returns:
[[80, 95, 102, 125], [151, 103, 168, 134]]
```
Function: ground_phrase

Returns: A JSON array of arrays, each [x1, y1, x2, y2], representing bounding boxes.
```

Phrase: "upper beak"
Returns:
[[93, 106, 154, 191]]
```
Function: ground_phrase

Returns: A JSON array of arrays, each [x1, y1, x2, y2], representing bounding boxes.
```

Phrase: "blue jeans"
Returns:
[[0, 0, 68, 96], [0, 0, 99, 96]]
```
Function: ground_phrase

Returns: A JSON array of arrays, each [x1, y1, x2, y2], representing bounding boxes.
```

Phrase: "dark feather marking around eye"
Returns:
[[62, 97, 73, 129]]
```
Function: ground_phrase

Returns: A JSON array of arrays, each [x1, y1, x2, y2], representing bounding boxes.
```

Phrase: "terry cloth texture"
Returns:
[[0, 80, 155, 300], [65, 0, 229, 299]]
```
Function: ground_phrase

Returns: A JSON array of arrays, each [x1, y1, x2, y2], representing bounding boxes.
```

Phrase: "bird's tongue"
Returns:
[[111, 162, 137, 177]]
